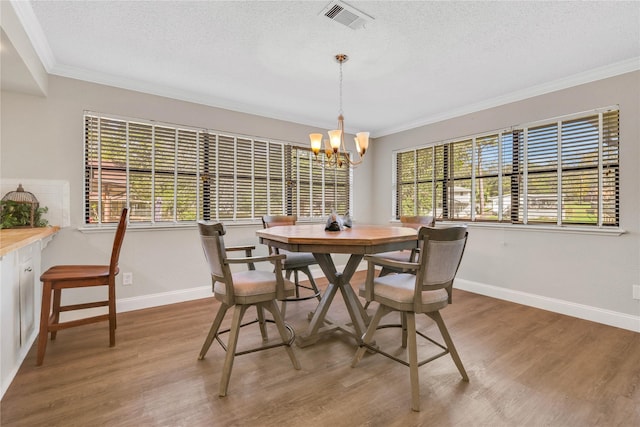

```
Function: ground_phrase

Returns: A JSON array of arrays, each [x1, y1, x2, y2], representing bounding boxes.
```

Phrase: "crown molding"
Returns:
[[49, 62, 339, 134], [375, 57, 640, 138], [9, 0, 55, 71], [18, 3, 639, 140]]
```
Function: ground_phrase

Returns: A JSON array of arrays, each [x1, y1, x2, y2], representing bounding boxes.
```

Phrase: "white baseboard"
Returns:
[[63, 266, 639, 334], [454, 278, 640, 333], [116, 264, 335, 313], [117, 286, 212, 313]]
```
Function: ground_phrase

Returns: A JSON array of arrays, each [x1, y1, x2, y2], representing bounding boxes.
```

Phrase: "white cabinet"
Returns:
[[0, 236, 46, 399], [1, 249, 21, 386]]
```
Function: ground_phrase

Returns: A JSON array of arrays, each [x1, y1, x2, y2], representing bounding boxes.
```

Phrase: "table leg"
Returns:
[[296, 253, 366, 347]]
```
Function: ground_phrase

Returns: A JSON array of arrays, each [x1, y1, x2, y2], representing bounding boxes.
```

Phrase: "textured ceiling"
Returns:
[[13, 1, 640, 137]]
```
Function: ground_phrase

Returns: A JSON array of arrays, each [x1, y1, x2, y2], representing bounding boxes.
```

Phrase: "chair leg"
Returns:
[[257, 306, 268, 341], [301, 267, 322, 302], [401, 312, 408, 348], [280, 300, 287, 320], [219, 304, 248, 397], [427, 311, 469, 382], [293, 270, 300, 298], [37, 281, 53, 366], [351, 304, 390, 367], [108, 283, 116, 347], [264, 300, 300, 370], [199, 303, 229, 360], [50, 288, 61, 340], [406, 312, 421, 412]]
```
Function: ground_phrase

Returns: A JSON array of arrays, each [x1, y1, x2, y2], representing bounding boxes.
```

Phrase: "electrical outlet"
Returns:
[[633, 284, 640, 300], [122, 272, 133, 286]]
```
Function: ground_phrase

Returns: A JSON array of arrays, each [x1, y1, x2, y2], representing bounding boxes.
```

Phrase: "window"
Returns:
[[84, 113, 351, 225], [394, 108, 619, 227]]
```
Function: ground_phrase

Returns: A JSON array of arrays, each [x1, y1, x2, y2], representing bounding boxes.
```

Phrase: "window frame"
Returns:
[[83, 112, 353, 228], [393, 106, 620, 230]]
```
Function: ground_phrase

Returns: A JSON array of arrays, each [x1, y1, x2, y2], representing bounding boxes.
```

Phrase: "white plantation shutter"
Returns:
[[294, 148, 312, 218], [333, 154, 351, 214], [84, 116, 129, 223], [474, 134, 500, 221], [199, 132, 217, 221], [268, 142, 286, 215], [176, 130, 198, 221], [393, 107, 620, 228], [395, 150, 416, 217], [153, 126, 176, 222], [526, 123, 559, 224], [253, 140, 269, 218], [501, 132, 515, 222], [128, 122, 153, 222], [560, 116, 599, 225], [216, 135, 235, 220], [312, 158, 324, 217], [288, 147, 350, 218], [602, 110, 619, 226], [450, 139, 473, 220], [235, 137, 253, 220], [416, 147, 434, 217]]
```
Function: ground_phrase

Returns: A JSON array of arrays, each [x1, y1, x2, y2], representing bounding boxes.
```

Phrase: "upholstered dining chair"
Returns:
[[361, 215, 435, 310], [37, 208, 128, 366], [352, 225, 469, 412], [197, 221, 300, 397], [261, 215, 321, 318], [377, 215, 435, 276]]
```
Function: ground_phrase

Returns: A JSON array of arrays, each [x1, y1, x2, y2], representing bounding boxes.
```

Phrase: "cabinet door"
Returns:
[[19, 258, 35, 346], [0, 251, 20, 387]]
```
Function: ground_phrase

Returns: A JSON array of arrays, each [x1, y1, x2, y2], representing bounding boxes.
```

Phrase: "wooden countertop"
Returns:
[[0, 226, 60, 257]]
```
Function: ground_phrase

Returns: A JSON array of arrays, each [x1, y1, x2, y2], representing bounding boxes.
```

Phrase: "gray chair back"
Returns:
[[416, 226, 468, 303]]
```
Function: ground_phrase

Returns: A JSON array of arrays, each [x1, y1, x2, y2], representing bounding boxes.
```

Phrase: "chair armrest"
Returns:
[[409, 248, 420, 263], [226, 245, 256, 253], [364, 255, 420, 272], [225, 245, 257, 270], [226, 253, 286, 265], [361, 255, 420, 303]]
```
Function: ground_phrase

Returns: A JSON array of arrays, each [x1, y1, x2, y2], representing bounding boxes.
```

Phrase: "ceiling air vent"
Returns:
[[320, 1, 374, 30]]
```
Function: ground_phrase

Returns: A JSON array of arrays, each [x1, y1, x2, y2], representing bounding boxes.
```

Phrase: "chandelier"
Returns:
[[309, 54, 369, 168]]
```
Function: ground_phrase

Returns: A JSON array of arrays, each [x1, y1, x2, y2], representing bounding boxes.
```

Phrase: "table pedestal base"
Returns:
[[296, 253, 369, 347]]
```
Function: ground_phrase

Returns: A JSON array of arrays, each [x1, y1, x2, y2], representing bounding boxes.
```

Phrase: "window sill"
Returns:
[[463, 222, 625, 236], [78, 219, 327, 233], [388, 220, 626, 236]]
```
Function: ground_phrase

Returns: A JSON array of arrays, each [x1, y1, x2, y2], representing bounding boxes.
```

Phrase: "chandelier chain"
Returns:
[[339, 60, 343, 116]]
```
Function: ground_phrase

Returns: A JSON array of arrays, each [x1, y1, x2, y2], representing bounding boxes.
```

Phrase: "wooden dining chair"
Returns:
[[37, 208, 128, 365], [261, 215, 321, 318], [352, 225, 469, 412], [197, 221, 300, 396]]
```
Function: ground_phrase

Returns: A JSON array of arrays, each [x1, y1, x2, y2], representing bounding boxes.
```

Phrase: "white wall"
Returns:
[[1, 75, 374, 313], [2, 67, 638, 331], [371, 71, 640, 331]]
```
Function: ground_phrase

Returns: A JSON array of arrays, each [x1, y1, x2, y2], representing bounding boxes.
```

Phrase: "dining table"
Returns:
[[256, 223, 418, 347]]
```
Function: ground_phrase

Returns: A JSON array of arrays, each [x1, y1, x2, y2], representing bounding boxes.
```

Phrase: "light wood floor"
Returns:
[[2, 272, 639, 426]]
